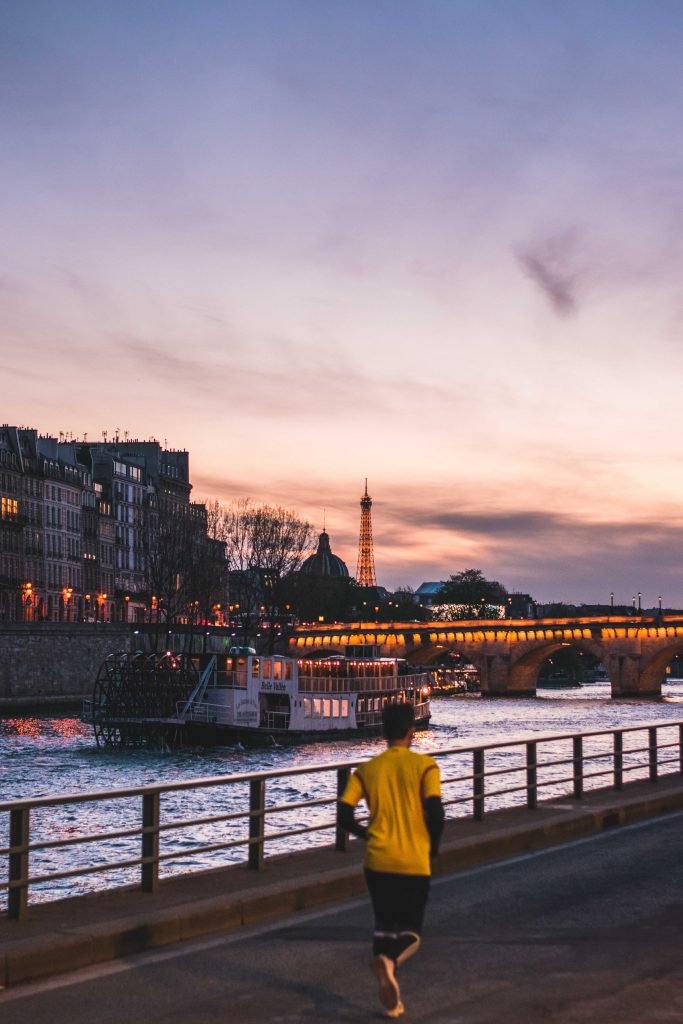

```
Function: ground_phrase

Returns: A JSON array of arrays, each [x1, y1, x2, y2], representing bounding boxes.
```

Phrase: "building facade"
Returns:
[[0, 425, 226, 624]]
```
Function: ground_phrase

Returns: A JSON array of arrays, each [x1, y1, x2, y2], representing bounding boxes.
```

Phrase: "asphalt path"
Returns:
[[3, 813, 683, 1023]]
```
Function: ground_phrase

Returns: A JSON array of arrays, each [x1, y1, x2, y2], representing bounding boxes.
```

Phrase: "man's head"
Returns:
[[382, 701, 415, 743]]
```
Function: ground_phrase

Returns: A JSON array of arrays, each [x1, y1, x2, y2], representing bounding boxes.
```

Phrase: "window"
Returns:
[[303, 698, 312, 718], [341, 699, 349, 717], [332, 699, 339, 717], [262, 659, 272, 679], [251, 658, 260, 679], [285, 662, 293, 680], [273, 660, 282, 680], [323, 699, 331, 717]]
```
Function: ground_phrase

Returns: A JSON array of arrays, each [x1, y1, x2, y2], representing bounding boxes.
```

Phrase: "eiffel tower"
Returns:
[[356, 479, 377, 587]]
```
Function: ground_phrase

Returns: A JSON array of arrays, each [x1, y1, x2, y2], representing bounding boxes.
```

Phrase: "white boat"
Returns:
[[179, 652, 432, 743], [86, 649, 432, 747]]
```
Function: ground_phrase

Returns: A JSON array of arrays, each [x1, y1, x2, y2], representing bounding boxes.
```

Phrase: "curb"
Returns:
[[3, 782, 683, 989]]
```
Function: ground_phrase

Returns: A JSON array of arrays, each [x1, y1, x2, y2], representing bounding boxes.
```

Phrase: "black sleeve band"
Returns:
[[338, 801, 368, 840], [424, 796, 445, 857]]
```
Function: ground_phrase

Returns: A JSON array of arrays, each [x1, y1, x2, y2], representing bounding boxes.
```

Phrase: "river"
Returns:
[[2, 681, 683, 906]]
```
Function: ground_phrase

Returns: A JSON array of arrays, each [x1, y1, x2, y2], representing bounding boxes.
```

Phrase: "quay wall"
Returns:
[[0, 624, 132, 709]]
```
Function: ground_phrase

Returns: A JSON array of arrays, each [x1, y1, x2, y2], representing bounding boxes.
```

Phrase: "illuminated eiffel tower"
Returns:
[[356, 479, 377, 587]]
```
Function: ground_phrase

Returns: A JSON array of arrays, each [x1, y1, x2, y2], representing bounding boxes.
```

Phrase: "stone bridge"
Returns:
[[288, 615, 683, 697]]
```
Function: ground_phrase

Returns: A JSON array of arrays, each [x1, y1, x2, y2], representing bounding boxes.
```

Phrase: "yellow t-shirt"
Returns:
[[341, 746, 441, 876]]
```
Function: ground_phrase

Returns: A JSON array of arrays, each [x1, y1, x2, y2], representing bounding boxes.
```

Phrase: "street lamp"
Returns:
[[22, 581, 33, 622], [637, 592, 642, 613], [610, 592, 614, 609]]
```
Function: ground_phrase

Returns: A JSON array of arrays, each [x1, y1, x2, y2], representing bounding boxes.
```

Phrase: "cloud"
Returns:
[[120, 337, 454, 419], [516, 231, 580, 316]]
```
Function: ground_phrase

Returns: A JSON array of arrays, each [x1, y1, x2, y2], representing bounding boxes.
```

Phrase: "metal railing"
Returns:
[[2, 718, 683, 920]]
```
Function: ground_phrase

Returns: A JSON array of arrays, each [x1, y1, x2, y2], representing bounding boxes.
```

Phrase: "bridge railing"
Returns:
[[2, 718, 682, 920]]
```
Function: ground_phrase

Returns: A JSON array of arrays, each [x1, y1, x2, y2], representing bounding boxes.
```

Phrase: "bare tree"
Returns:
[[225, 500, 313, 650]]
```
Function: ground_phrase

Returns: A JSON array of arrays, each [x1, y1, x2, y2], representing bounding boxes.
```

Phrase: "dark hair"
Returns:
[[382, 701, 415, 741]]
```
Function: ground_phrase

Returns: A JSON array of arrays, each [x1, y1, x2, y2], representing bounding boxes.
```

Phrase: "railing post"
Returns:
[[613, 730, 623, 790], [473, 748, 485, 821], [335, 767, 350, 852], [8, 807, 30, 920], [248, 778, 266, 870], [526, 741, 537, 809], [141, 792, 160, 893], [573, 736, 583, 799], [649, 726, 658, 783]]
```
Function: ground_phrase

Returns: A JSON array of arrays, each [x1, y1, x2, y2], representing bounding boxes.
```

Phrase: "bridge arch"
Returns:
[[638, 639, 683, 693], [507, 638, 608, 693]]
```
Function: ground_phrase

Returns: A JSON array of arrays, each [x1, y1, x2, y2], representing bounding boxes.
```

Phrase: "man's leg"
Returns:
[[365, 869, 403, 1016], [394, 874, 430, 965]]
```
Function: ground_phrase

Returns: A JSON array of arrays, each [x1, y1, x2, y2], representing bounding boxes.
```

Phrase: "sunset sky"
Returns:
[[4, 1, 683, 603]]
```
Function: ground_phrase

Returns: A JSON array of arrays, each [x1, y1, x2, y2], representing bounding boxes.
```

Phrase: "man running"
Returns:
[[339, 701, 445, 1019]]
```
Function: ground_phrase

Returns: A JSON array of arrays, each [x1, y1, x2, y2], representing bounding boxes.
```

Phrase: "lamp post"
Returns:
[[610, 592, 614, 609], [659, 595, 663, 614], [637, 592, 642, 613], [22, 582, 33, 623]]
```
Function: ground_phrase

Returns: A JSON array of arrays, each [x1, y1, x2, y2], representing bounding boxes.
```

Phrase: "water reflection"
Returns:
[[2, 684, 683, 906]]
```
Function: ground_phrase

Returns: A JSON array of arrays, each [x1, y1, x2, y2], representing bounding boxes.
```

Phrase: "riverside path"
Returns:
[[2, 811, 683, 1023]]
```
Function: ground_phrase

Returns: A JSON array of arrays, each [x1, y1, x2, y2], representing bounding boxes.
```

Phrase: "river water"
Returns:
[[3, 681, 683, 907]]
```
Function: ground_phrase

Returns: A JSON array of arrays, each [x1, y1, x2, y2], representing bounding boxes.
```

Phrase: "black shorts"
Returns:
[[364, 867, 431, 935]]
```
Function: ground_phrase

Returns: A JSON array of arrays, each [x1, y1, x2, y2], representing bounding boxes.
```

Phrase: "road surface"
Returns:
[[3, 812, 683, 1022]]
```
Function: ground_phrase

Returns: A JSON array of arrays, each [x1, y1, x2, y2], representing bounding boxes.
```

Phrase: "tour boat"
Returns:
[[86, 649, 432, 747]]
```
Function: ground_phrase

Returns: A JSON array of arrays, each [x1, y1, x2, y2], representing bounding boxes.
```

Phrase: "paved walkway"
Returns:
[[2, 774, 683, 990]]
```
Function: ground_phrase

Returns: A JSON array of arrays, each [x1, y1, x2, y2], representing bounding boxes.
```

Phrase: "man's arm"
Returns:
[[424, 796, 445, 857], [338, 800, 368, 840]]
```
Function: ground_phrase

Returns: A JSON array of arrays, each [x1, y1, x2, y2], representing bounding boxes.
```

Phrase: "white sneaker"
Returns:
[[370, 954, 401, 1013]]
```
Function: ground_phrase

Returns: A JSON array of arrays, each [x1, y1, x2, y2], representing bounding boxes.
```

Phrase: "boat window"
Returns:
[[332, 699, 339, 717], [273, 660, 282, 681], [304, 698, 312, 718], [285, 662, 292, 680], [323, 699, 331, 717], [251, 658, 260, 678], [341, 699, 349, 717], [313, 698, 321, 717], [263, 659, 272, 679]]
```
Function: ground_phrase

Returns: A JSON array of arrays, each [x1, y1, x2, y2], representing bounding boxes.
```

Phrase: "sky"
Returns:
[[3, 0, 683, 604]]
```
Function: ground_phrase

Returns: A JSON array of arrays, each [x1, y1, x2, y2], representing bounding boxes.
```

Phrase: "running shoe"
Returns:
[[371, 954, 401, 1013]]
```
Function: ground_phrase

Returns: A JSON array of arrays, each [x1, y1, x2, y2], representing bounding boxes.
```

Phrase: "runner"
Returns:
[[339, 701, 445, 1018]]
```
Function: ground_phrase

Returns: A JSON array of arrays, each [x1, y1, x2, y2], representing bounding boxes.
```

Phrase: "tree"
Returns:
[[435, 569, 508, 620], [382, 586, 430, 622], [225, 500, 314, 650]]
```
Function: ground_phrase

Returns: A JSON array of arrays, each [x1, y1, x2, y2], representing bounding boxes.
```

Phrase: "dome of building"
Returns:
[[300, 531, 349, 578]]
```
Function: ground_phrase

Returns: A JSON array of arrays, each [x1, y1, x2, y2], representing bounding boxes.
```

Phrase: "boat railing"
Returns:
[[356, 698, 431, 728], [5, 717, 680, 920], [176, 701, 220, 724], [298, 671, 431, 694], [260, 710, 290, 730]]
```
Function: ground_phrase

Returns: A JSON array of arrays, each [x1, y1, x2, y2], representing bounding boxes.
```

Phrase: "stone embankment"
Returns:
[[0, 624, 131, 710]]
